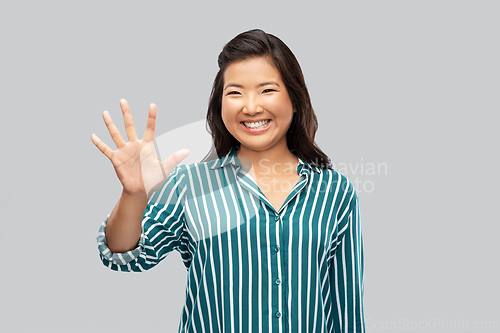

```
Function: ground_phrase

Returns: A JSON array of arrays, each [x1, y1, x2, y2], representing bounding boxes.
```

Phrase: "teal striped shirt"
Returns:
[[97, 146, 365, 333]]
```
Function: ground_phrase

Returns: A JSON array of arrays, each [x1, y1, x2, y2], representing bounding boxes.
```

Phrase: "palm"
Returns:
[[91, 99, 189, 198], [111, 140, 147, 193]]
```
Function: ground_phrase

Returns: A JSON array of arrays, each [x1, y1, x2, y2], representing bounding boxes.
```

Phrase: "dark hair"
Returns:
[[201, 29, 333, 170]]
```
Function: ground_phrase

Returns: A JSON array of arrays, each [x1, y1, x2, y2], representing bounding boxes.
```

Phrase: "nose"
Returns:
[[242, 95, 264, 115]]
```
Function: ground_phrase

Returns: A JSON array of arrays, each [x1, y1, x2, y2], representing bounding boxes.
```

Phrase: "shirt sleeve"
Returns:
[[329, 182, 365, 333], [96, 165, 190, 272]]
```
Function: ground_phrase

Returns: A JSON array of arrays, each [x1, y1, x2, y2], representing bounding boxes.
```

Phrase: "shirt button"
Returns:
[[275, 215, 279, 221], [274, 245, 280, 253], [275, 278, 281, 285], [275, 311, 281, 318]]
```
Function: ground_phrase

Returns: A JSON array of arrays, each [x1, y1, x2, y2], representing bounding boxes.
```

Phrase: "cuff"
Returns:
[[96, 215, 145, 266]]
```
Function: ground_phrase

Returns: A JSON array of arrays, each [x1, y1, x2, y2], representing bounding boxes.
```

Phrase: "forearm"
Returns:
[[105, 189, 149, 253]]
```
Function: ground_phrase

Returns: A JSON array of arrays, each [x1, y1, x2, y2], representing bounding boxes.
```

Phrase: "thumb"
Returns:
[[161, 149, 190, 175]]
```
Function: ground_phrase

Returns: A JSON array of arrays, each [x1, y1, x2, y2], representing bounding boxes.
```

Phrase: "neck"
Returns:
[[236, 139, 298, 176]]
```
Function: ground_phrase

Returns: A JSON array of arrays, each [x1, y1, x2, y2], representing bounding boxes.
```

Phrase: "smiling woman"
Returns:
[[203, 30, 334, 172], [221, 57, 295, 159], [93, 29, 366, 333]]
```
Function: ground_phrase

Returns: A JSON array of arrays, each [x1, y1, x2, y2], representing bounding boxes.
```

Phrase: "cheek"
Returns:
[[266, 96, 294, 119], [221, 103, 238, 132], [222, 100, 241, 121]]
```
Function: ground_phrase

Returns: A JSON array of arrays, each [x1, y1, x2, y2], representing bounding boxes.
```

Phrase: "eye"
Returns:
[[227, 91, 241, 96], [262, 89, 276, 94]]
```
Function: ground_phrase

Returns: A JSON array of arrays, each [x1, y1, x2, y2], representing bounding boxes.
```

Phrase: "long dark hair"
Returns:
[[201, 29, 333, 170]]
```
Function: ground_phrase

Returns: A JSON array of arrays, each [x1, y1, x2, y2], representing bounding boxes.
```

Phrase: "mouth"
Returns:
[[241, 119, 271, 128], [240, 119, 272, 133]]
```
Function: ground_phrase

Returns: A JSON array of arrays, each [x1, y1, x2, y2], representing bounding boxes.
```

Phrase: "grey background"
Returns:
[[1, 1, 498, 332]]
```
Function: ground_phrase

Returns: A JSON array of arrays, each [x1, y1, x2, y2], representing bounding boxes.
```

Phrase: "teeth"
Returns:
[[243, 120, 270, 128]]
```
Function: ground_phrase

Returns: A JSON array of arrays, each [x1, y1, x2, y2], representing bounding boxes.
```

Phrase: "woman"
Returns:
[[92, 29, 365, 333]]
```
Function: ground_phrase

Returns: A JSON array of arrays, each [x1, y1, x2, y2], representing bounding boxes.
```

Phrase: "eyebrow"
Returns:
[[224, 81, 280, 91]]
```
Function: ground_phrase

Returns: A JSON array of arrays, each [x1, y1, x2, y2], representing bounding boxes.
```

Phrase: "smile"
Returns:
[[243, 119, 270, 128], [240, 119, 272, 133]]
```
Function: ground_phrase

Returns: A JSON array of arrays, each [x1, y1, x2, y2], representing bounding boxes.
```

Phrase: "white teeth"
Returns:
[[243, 120, 270, 128]]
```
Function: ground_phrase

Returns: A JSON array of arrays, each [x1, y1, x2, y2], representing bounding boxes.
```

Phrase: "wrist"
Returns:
[[121, 188, 149, 203]]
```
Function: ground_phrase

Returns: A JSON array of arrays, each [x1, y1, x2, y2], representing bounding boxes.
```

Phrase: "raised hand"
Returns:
[[91, 99, 189, 199]]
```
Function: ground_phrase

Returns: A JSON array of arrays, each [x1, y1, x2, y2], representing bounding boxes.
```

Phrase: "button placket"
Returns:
[[272, 212, 283, 322]]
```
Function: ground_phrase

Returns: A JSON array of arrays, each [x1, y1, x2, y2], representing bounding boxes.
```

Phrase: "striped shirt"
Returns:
[[97, 145, 365, 333]]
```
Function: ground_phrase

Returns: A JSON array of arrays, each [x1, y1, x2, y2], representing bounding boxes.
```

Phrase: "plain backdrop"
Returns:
[[0, 1, 498, 332]]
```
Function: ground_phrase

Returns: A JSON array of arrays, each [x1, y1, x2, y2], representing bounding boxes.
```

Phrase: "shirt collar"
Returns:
[[210, 145, 321, 174]]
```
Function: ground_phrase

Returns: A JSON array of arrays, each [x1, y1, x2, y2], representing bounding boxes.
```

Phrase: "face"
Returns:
[[221, 57, 295, 154]]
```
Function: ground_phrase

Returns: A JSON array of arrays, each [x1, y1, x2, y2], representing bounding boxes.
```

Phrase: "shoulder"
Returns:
[[152, 156, 229, 202], [170, 158, 223, 183], [316, 168, 357, 199], [315, 168, 359, 220]]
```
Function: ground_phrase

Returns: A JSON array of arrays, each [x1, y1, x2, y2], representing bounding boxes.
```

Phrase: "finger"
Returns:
[[161, 149, 190, 175], [91, 133, 114, 160], [142, 103, 157, 142], [102, 111, 126, 148], [119, 99, 139, 141]]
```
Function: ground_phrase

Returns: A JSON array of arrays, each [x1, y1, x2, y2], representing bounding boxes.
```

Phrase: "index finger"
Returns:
[[142, 103, 157, 142]]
